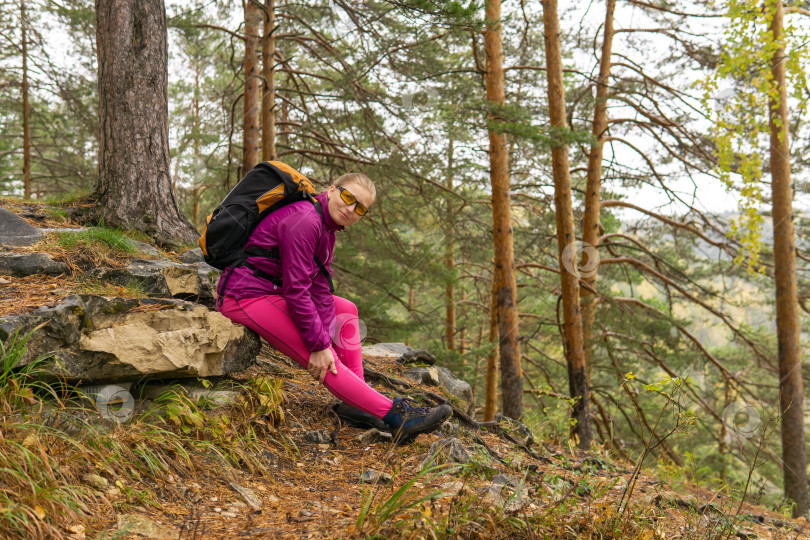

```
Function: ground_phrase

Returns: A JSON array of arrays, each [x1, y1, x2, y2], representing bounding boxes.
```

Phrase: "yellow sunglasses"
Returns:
[[337, 186, 368, 216]]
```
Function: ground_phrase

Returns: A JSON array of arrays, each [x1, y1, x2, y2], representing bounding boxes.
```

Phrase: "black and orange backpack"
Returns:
[[199, 161, 334, 301]]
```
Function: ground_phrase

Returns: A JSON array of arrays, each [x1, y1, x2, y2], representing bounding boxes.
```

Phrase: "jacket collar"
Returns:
[[316, 191, 344, 232]]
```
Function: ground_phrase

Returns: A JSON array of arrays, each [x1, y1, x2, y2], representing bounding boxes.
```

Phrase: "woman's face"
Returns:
[[326, 182, 374, 227]]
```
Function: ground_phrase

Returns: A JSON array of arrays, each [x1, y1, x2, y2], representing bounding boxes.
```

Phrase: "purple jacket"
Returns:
[[217, 191, 343, 352]]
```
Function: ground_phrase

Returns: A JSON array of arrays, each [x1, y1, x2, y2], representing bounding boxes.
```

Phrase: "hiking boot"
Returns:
[[333, 402, 388, 431], [382, 397, 452, 443]]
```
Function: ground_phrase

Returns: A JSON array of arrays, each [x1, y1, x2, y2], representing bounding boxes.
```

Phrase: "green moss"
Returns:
[[54, 227, 137, 255]]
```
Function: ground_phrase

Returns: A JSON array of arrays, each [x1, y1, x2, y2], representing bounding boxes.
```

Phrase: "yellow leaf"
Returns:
[[33, 505, 46, 519]]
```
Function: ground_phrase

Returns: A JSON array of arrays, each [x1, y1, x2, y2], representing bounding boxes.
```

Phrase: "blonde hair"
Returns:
[[335, 173, 376, 204]]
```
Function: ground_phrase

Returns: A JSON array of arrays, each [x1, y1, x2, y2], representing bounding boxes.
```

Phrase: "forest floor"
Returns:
[[0, 199, 808, 539]]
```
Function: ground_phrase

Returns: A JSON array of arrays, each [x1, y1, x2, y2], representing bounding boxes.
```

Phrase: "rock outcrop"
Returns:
[[93, 259, 220, 309], [0, 295, 260, 383]]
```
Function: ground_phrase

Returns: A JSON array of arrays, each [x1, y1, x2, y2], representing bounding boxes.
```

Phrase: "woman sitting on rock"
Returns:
[[217, 172, 451, 442]]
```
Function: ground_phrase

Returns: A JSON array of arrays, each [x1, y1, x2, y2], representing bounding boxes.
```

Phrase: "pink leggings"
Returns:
[[218, 295, 394, 418]]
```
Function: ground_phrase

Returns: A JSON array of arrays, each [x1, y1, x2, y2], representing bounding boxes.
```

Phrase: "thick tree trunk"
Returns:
[[484, 269, 499, 421], [94, 0, 197, 246], [261, 0, 277, 161], [21, 0, 31, 199], [542, 0, 592, 448], [484, 0, 522, 419], [244, 0, 261, 171], [769, 0, 809, 517], [445, 139, 456, 351], [581, 0, 616, 379]]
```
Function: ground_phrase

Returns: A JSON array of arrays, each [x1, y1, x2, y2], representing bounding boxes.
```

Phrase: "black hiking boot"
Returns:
[[333, 402, 389, 431], [382, 397, 452, 444]]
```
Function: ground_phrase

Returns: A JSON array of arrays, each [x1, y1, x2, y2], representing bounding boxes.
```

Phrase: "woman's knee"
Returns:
[[333, 295, 358, 316]]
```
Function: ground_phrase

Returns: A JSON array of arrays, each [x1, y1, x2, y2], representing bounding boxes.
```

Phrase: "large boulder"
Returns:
[[0, 294, 260, 383], [93, 259, 220, 309], [0, 207, 44, 247]]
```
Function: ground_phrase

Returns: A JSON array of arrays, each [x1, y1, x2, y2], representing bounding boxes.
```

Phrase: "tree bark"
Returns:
[[581, 0, 616, 379], [484, 0, 522, 419], [21, 0, 31, 199], [94, 0, 197, 246], [769, 0, 809, 517], [445, 139, 456, 351], [484, 267, 499, 421], [542, 0, 592, 448], [244, 0, 262, 171], [261, 0, 277, 161]]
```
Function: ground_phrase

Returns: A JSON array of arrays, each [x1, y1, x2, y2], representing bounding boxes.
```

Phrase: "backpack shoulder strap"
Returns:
[[306, 195, 335, 294]]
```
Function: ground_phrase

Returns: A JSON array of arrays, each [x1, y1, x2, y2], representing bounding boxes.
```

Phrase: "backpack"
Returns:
[[199, 161, 334, 303]]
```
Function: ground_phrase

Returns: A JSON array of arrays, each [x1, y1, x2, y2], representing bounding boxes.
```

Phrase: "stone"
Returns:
[[492, 473, 521, 487], [180, 248, 205, 264], [423, 438, 470, 466], [361, 343, 414, 358], [229, 482, 262, 512], [81, 473, 108, 491], [0, 252, 69, 276], [482, 477, 530, 513], [436, 367, 473, 411], [495, 414, 535, 447], [306, 501, 340, 514], [129, 240, 164, 257], [360, 469, 392, 484], [116, 514, 179, 539], [397, 349, 437, 365], [303, 430, 332, 444], [93, 259, 218, 308], [403, 366, 440, 386], [221, 512, 238, 518], [435, 421, 462, 439], [0, 207, 44, 247], [65, 524, 86, 540], [139, 381, 241, 408], [437, 481, 465, 498], [356, 428, 393, 445], [18, 212, 47, 221], [0, 295, 260, 383]]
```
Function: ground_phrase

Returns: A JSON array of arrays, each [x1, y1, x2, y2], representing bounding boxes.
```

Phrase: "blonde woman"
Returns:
[[217, 173, 451, 442]]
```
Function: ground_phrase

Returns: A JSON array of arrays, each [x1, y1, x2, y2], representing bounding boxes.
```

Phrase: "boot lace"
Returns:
[[398, 397, 431, 416]]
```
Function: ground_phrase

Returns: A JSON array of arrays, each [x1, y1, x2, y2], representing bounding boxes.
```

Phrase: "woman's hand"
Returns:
[[308, 348, 338, 384]]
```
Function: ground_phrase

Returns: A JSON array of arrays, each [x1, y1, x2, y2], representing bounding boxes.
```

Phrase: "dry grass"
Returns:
[[0, 274, 147, 317]]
